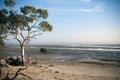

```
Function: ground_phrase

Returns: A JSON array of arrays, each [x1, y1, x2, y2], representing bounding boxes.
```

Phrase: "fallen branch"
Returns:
[[1, 66, 32, 80], [10, 66, 28, 80]]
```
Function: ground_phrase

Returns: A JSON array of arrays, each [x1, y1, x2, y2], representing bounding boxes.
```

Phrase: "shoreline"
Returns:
[[0, 45, 120, 80], [1, 51, 120, 80], [1, 45, 120, 64]]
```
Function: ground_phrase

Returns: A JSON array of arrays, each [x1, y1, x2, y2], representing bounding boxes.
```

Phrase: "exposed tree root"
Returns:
[[0, 58, 32, 80]]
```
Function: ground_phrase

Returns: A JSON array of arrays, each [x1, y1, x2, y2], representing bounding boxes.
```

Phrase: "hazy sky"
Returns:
[[0, 0, 120, 44]]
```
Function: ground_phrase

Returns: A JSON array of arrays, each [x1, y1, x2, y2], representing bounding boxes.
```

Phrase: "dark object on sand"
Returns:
[[55, 71, 59, 73], [40, 48, 48, 53], [6, 56, 22, 66], [48, 64, 55, 67]]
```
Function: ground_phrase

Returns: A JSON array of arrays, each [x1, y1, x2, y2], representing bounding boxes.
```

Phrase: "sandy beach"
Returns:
[[1, 59, 120, 80], [0, 45, 120, 80]]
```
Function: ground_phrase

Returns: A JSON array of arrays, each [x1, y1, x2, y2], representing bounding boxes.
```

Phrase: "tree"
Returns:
[[0, 36, 5, 46], [0, 0, 53, 65], [0, 9, 7, 47]]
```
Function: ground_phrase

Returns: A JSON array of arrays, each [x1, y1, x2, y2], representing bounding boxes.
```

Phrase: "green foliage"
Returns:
[[40, 21, 53, 32], [0, 9, 8, 44], [2, 6, 52, 32], [40, 48, 48, 53], [0, 0, 53, 43], [4, 0, 16, 7], [37, 9, 48, 19], [0, 25, 5, 46], [0, 36, 5, 46], [7, 14, 33, 30], [20, 6, 37, 15], [0, 9, 8, 24]]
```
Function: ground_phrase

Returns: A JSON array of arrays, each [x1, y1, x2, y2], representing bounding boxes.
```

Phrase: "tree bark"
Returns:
[[20, 44, 25, 65]]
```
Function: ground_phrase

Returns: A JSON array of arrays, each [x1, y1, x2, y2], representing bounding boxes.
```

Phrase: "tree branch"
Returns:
[[29, 29, 42, 35], [21, 29, 31, 45], [18, 73, 32, 80], [31, 18, 41, 29], [20, 32, 25, 40], [0, 58, 32, 80], [15, 33, 22, 45], [10, 66, 32, 80], [29, 33, 42, 39]]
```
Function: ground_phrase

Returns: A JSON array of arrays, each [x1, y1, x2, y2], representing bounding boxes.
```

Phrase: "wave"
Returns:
[[31, 45, 120, 52]]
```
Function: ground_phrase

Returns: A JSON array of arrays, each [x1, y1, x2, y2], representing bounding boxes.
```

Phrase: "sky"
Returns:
[[0, 0, 120, 45]]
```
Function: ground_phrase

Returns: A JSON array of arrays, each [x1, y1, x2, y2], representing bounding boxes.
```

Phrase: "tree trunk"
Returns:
[[20, 44, 25, 65]]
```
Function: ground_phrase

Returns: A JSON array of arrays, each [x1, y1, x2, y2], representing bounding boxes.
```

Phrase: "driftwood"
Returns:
[[0, 58, 32, 80]]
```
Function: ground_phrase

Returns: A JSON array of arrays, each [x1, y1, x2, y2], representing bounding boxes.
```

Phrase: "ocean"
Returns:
[[0, 44, 120, 62]]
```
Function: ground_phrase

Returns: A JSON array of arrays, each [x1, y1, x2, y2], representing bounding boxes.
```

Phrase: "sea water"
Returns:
[[0, 44, 120, 62]]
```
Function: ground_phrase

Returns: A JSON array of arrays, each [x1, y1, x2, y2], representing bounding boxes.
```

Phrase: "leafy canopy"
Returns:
[[0, 0, 53, 45]]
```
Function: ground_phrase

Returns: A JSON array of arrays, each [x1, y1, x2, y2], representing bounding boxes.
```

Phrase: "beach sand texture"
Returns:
[[1, 60, 120, 80]]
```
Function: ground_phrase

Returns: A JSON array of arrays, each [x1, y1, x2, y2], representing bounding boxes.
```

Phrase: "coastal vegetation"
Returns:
[[40, 48, 48, 53], [0, 0, 53, 65]]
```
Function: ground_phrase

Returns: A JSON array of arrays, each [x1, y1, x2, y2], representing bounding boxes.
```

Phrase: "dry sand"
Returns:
[[1, 60, 120, 80]]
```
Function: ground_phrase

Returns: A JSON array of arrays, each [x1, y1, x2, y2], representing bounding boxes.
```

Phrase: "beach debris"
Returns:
[[0, 58, 7, 67], [53, 76, 58, 79], [39, 65, 43, 67], [0, 58, 32, 80], [57, 79, 64, 80], [32, 61, 38, 66], [45, 67, 48, 69], [6, 56, 23, 66], [115, 77, 119, 80], [40, 48, 48, 53], [48, 64, 55, 67], [55, 71, 59, 73], [2, 54, 31, 66], [0, 67, 32, 80]]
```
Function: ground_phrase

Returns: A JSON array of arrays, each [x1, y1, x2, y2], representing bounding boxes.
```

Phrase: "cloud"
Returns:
[[94, 2, 104, 9], [80, 0, 92, 3], [45, 0, 77, 4], [79, 8, 103, 12], [49, 8, 103, 12], [45, 0, 92, 4], [48, 3, 104, 14], [44, 1, 104, 15], [49, 8, 103, 14]]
